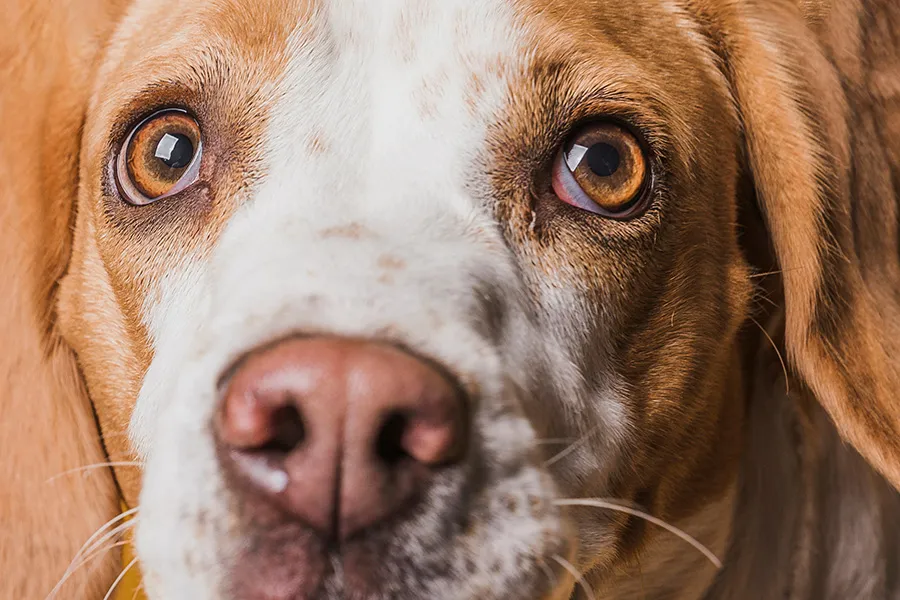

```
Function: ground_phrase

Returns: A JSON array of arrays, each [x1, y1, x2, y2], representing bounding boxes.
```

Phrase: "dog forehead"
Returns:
[[259, 0, 530, 198]]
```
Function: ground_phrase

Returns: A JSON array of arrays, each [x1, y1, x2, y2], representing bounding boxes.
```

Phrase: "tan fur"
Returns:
[[0, 0, 127, 597], [56, 0, 314, 507], [3, 0, 900, 597]]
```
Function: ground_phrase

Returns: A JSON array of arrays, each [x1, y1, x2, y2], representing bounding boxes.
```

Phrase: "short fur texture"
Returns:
[[2, 0, 898, 598]]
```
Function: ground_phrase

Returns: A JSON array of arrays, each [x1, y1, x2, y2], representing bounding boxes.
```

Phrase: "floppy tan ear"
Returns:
[[692, 0, 900, 490], [0, 0, 127, 596]]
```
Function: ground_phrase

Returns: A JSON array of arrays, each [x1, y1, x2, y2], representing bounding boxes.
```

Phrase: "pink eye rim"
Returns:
[[550, 120, 652, 220]]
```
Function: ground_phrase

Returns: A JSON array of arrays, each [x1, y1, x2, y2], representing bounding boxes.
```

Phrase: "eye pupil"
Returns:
[[551, 121, 649, 219], [154, 132, 194, 169], [585, 142, 620, 177], [117, 109, 203, 205]]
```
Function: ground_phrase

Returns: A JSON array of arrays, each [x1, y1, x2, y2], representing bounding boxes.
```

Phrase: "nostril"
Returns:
[[215, 336, 472, 542], [263, 404, 306, 454], [376, 412, 412, 466], [217, 383, 308, 454]]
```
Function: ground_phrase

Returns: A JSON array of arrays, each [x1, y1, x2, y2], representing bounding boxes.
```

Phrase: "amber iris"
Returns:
[[557, 122, 647, 215], [117, 109, 201, 205]]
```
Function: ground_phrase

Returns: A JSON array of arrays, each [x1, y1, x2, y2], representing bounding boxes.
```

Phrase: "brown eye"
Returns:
[[551, 121, 649, 218], [115, 109, 202, 206]]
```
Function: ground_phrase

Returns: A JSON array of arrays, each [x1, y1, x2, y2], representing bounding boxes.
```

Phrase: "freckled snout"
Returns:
[[214, 337, 468, 541]]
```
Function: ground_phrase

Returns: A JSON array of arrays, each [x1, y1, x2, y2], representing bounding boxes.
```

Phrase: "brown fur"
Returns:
[[690, 0, 900, 497], [498, 0, 900, 592], [2, 0, 899, 597], [490, 2, 752, 581]]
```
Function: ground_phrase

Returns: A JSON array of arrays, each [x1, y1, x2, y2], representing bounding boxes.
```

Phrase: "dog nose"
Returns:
[[214, 337, 467, 540]]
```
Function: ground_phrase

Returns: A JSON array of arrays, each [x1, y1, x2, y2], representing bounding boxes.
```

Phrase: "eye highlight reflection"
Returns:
[[551, 121, 648, 219], [115, 109, 203, 206]]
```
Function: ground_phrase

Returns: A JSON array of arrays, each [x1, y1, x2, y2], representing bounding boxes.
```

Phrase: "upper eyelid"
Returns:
[[102, 48, 228, 147], [104, 82, 201, 148], [115, 104, 200, 149], [101, 86, 674, 193], [508, 91, 672, 179], [561, 110, 664, 163]]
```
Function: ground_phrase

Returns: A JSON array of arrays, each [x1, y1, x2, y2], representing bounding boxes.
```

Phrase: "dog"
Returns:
[[3, 0, 900, 598]]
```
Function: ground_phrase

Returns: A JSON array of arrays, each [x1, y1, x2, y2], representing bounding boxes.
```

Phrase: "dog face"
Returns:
[[51, 0, 900, 598]]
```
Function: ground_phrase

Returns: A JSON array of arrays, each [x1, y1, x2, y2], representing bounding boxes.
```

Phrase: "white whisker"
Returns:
[[544, 426, 601, 467], [554, 498, 722, 569], [749, 316, 790, 395], [52, 519, 138, 599], [103, 557, 140, 600], [47, 509, 140, 600], [552, 554, 596, 600], [538, 558, 559, 590], [46, 462, 145, 483], [47, 540, 130, 600], [131, 581, 145, 600], [534, 438, 577, 446], [80, 518, 139, 563], [76, 539, 130, 576]]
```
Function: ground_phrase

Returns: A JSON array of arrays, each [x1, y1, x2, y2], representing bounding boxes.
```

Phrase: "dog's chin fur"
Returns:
[[3, 0, 900, 598]]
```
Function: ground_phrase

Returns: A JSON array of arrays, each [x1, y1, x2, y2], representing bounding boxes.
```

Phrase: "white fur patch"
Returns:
[[132, 2, 573, 597], [132, 257, 210, 458], [134, 0, 530, 447]]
